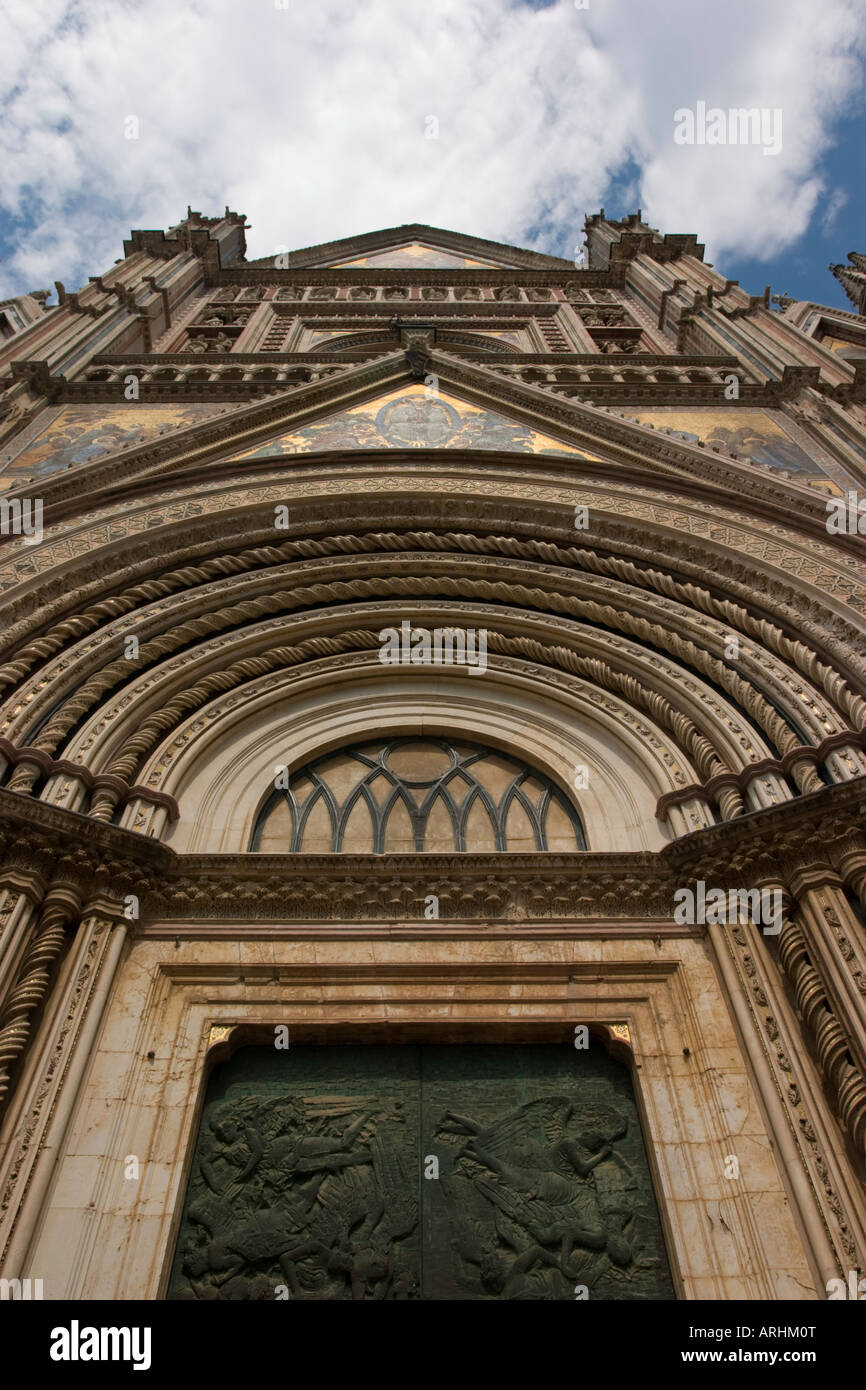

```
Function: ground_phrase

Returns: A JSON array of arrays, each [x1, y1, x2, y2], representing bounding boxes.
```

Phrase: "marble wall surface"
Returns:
[[24, 930, 815, 1300]]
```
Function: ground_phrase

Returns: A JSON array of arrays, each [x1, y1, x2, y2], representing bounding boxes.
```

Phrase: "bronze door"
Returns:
[[168, 1043, 674, 1300]]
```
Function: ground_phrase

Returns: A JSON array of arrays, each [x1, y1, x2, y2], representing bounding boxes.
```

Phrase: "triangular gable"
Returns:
[[333, 242, 505, 270], [244, 223, 571, 271], [228, 384, 594, 460]]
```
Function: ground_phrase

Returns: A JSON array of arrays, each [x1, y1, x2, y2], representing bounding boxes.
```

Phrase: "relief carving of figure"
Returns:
[[171, 1055, 670, 1302], [434, 1097, 644, 1298], [172, 1092, 418, 1300]]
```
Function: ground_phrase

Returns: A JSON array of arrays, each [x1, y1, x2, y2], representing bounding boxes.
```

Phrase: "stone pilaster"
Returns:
[[709, 915, 866, 1286], [0, 898, 128, 1274]]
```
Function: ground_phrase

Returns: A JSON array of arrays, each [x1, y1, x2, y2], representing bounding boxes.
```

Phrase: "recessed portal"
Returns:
[[168, 1042, 674, 1300]]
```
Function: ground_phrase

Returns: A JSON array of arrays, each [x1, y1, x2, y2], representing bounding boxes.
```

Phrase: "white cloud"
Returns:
[[0, 0, 863, 295]]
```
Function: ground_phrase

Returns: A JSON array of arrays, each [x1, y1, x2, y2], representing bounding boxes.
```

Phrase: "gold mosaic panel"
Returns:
[[230, 384, 590, 459]]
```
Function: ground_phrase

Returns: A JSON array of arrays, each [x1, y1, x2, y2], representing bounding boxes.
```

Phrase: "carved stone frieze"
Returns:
[[0, 780, 862, 925]]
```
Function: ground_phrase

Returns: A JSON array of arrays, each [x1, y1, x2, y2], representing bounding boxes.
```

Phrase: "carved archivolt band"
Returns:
[[1, 527, 864, 727], [0, 617, 848, 824], [7, 562, 842, 755], [129, 652, 689, 850], [4, 549, 848, 759], [0, 516, 861, 830], [7, 573, 805, 759], [0, 489, 861, 839], [50, 617, 822, 811], [4, 621, 753, 813]]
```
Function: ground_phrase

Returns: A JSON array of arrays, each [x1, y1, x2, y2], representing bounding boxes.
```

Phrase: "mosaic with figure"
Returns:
[[625, 407, 848, 493], [231, 385, 588, 459], [0, 404, 222, 484]]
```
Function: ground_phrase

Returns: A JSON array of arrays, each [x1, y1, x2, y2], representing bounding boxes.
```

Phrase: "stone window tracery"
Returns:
[[251, 737, 586, 853]]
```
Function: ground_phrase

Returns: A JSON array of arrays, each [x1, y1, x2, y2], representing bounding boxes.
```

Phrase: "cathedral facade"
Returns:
[[0, 209, 865, 1301]]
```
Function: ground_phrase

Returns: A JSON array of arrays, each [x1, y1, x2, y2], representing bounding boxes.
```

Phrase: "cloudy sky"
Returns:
[[1, 0, 864, 306]]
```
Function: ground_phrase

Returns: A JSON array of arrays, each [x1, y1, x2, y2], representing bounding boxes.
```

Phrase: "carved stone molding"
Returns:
[[0, 909, 128, 1268], [720, 919, 865, 1274], [0, 779, 863, 924]]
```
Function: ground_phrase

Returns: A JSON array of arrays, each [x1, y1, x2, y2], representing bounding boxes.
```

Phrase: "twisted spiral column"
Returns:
[[837, 843, 866, 917], [0, 883, 80, 1110], [776, 908, 866, 1156]]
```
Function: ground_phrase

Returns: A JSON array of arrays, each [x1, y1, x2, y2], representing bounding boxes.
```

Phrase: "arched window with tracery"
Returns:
[[250, 737, 586, 853]]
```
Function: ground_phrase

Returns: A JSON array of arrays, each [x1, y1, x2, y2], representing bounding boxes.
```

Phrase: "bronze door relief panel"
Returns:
[[168, 1043, 674, 1300]]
